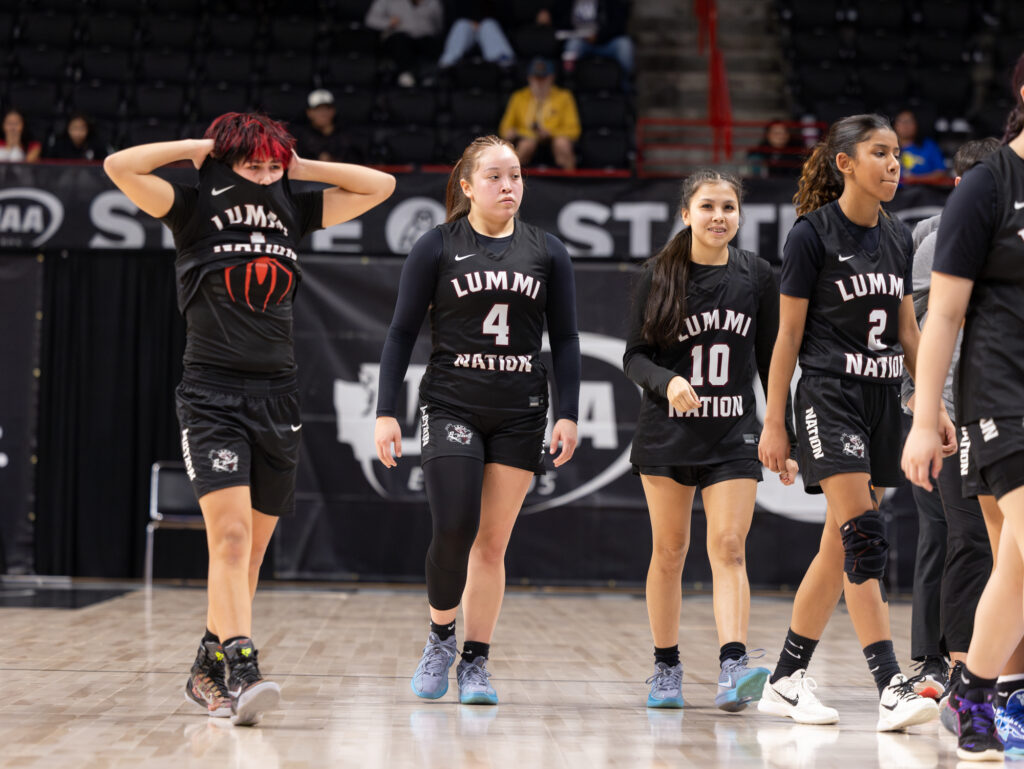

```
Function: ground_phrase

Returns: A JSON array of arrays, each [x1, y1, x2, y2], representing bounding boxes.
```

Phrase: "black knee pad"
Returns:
[[840, 509, 889, 584]]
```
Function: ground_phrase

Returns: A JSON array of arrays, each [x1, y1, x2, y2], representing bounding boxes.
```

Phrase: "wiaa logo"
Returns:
[[0, 188, 64, 248], [333, 337, 829, 523], [333, 331, 638, 514]]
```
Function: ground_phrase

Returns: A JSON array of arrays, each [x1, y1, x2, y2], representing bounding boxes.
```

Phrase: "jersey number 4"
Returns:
[[689, 343, 730, 386], [483, 303, 510, 346]]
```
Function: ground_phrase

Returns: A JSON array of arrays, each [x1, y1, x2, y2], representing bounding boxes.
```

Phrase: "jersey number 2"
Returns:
[[867, 309, 887, 351], [483, 303, 510, 346], [689, 343, 729, 386]]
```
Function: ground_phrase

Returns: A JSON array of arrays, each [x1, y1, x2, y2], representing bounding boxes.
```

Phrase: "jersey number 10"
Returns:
[[689, 343, 730, 386]]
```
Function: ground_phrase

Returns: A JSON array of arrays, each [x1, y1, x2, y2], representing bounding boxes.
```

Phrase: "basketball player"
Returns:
[[104, 113, 395, 725], [373, 136, 580, 705], [902, 138, 1000, 701], [624, 169, 795, 711], [903, 53, 1024, 761], [757, 114, 954, 731]]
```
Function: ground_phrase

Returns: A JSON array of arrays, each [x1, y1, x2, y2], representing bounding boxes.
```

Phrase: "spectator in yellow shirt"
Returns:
[[499, 58, 581, 171]]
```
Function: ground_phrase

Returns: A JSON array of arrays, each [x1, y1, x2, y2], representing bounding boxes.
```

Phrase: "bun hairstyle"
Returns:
[[1003, 52, 1024, 144], [641, 168, 743, 348], [444, 135, 518, 222], [793, 113, 892, 216], [204, 112, 295, 169]]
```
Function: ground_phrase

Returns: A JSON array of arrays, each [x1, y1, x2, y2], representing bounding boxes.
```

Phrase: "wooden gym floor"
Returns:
[[0, 583, 964, 768]]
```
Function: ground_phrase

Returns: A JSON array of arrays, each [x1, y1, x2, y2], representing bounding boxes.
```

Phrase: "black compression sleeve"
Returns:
[[375, 229, 442, 418], [622, 268, 678, 397], [545, 233, 581, 421]]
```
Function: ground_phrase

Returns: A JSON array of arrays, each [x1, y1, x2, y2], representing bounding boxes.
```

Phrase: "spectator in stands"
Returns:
[[45, 113, 107, 161], [0, 109, 42, 163], [365, 0, 444, 88], [894, 109, 948, 183], [499, 57, 581, 171], [438, 1, 515, 70], [292, 89, 363, 164], [747, 120, 804, 179], [561, 0, 634, 77]]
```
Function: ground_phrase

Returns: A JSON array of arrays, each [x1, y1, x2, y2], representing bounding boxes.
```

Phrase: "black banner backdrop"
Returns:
[[0, 164, 949, 263], [280, 257, 918, 588], [2, 165, 948, 584], [0, 254, 42, 573]]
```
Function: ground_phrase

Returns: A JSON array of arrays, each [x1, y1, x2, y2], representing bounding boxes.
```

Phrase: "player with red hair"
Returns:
[[105, 112, 395, 726]]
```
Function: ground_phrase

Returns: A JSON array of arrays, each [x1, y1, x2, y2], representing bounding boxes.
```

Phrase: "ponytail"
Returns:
[[794, 142, 844, 216], [793, 113, 892, 216], [641, 228, 694, 348], [1003, 105, 1024, 145], [444, 134, 517, 223], [1003, 53, 1024, 144]]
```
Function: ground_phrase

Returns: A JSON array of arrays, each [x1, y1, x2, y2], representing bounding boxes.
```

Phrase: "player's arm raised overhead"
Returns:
[[103, 138, 214, 218], [287, 152, 396, 229]]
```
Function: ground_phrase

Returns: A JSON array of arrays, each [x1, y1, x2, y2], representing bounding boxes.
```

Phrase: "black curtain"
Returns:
[[35, 250, 185, 577]]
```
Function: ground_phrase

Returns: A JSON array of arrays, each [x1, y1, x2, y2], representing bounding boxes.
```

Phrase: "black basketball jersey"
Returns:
[[162, 159, 323, 375], [419, 216, 551, 413], [797, 204, 909, 383], [629, 248, 767, 465], [958, 146, 1024, 423]]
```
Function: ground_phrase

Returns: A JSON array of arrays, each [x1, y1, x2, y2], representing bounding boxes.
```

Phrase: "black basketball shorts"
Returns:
[[419, 400, 547, 475], [175, 371, 302, 517], [633, 458, 762, 489], [964, 417, 1024, 500], [958, 423, 992, 499], [794, 375, 903, 493]]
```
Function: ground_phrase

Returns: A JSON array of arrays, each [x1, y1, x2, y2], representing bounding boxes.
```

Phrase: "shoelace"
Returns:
[[229, 649, 262, 687], [460, 659, 492, 688], [420, 640, 455, 676], [721, 648, 768, 678], [892, 675, 925, 701], [962, 699, 997, 737], [912, 656, 949, 680], [791, 670, 821, 701], [646, 664, 682, 695]]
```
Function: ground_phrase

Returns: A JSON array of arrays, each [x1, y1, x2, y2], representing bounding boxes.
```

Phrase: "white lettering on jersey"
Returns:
[[677, 308, 753, 342], [805, 406, 824, 459], [843, 352, 904, 379], [211, 242, 298, 261], [450, 270, 541, 300], [453, 353, 533, 372], [835, 273, 904, 302], [210, 205, 289, 237], [980, 418, 999, 442], [668, 395, 743, 418]]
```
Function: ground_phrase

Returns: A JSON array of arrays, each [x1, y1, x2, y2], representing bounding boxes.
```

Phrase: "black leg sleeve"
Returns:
[[423, 456, 485, 611]]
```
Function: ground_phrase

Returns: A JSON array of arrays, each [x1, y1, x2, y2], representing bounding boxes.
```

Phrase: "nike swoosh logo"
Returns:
[[718, 678, 733, 688], [454, 253, 476, 261], [882, 702, 899, 711], [838, 253, 858, 262], [290, 424, 302, 432], [212, 185, 235, 196], [1015, 201, 1024, 210], [774, 688, 799, 707]]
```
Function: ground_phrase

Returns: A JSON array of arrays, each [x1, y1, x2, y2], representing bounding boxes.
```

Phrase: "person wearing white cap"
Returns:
[[293, 89, 361, 163]]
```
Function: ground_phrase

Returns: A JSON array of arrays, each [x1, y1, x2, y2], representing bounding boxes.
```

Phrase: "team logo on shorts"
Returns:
[[841, 433, 865, 459], [209, 448, 239, 473], [445, 423, 473, 446]]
